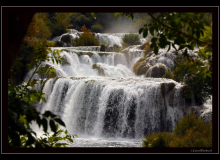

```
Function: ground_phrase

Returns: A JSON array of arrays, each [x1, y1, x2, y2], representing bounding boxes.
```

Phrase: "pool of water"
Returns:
[[69, 137, 143, 148]]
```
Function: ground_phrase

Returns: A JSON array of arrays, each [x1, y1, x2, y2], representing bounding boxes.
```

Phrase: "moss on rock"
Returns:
[[98, 52, 110, 56]]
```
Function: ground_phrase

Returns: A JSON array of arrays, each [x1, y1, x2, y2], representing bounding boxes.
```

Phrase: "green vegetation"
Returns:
[[142, 113, 212, 147], [122, 33, 141, 46], [173, 57, 212, 105], [73, 25, 99, 46], [91, 23, 104, 33]]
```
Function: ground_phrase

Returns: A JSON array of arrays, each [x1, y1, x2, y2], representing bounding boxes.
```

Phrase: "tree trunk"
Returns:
[[7, 12, 35, 77]]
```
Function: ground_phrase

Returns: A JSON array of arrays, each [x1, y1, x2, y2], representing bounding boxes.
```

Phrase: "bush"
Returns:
[[173, 57, 212, 105], [143, 113, 212, 147], [91, 23, 103, 33], [122, 33, 141, 45], [162, 68, 175, 79], [73, 25, 99, 46], [53, 41, 64, 47], [144, 132, 173, 147]]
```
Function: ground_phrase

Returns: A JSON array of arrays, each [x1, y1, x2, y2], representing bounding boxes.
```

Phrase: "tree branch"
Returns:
[[147, 12, 212, 47]]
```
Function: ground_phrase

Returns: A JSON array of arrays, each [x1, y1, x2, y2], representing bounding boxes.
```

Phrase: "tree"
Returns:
[[49, 13, 74, 37]]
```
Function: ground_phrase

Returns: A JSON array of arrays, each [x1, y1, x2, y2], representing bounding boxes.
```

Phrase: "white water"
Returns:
[[27, 29, 210, 147]]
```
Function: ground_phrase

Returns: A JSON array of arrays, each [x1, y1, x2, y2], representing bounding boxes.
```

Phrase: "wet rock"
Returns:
[[100, 44, 106, 51], [161, 82, 176, 99], [60, 34, 71, 46], [61, 55, 71, 66], [146, 65, 167, 78], [92, 63, 105, 76]]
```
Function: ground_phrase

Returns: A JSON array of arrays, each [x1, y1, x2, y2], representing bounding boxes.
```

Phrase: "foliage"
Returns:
[[170, 113, 212, 147], [162, 68, 175, 79], [20, 124, 78, 148], [24, 13, 52, 45], [35, 13, 52, 40], [122, 33, 141, 45], [134, 19, 147, 31], [53, 41, 64, 47], [173, 57, 212, 105], [142, 113, 212, 147], [137, 12, 212, 54], [91, 23, 104, 33], [49, 13, 74, 37], [8, 39, 75, 147], [73, 25, 99, 46]]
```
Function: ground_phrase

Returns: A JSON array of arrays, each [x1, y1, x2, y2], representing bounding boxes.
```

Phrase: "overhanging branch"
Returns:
[[147, 12, 212, 47]]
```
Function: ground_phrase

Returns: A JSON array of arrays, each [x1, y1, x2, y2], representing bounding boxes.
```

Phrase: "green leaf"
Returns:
[[42, 97, 46, 103], [67, 137, 73, 143], [50, 120, 57, 132], [23, 97, 29, 102], [206, 72, 212, 77], [41, 118, 48, 132], [151, 37, 157, 43], [203, 20, 210, 26], [167, 43, 171, 52], [114, 13, 120, 20], [149, 26, 154, 36], [154, 46, 159, 54], [36, 116, 41, 128], [172, 43, 178, 51], [196, 31, 200, 39], [90, 12, 95, 19], [143, 28, 148, 38], [10, 131, 21, 146], [139, 28, 144, 34], [73, 134, 78, 137], [43, 111, 52, 118], [178, 44, 186, 51], [56, 124, 59, 131], [200, 30, 204, 37], [54, 118, 65, 127], [26, 132, 35, 146], [183, 48, 189, 57]]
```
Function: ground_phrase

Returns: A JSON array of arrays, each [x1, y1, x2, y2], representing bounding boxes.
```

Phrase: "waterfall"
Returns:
[[26, 29, 209, 141], [37, 77, 185, 138]]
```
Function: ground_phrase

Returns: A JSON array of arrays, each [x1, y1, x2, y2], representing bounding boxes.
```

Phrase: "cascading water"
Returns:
[[27, 29, 209, 147]]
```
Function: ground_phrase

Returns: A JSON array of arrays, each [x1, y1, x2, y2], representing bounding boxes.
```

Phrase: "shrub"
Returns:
[[144, 132, 173, 147], [91, 23, 103, 33], [122, 33, 141, 45], [53, 41, 64, 47], [142, 113, 212, 148], [170, 113, 212, 147], [162, 68, 175, 79], [73, 25, 99, 46], [173, 57, 212, 105]]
